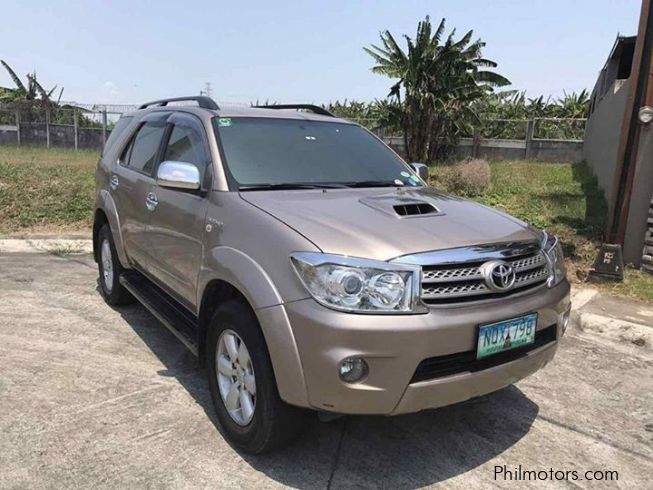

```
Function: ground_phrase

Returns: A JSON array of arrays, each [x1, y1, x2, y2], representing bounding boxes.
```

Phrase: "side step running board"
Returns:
[[120, 272, 199, 356]]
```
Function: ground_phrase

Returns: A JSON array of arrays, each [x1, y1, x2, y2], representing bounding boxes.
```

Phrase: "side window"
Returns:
[[126, 122, 167, 174], [163, 123, 208, 179]]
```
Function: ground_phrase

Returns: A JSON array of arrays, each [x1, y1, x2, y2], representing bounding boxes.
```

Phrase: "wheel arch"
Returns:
[[92, 209, 108, 263], [93, 190, 129, 267], [197, 248, 309, 407]]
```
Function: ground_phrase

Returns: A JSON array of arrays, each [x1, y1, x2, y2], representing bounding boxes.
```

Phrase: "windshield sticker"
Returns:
[[218, 118, 232, 127], [400, 171, 411, 178], [409, 174, 420, 182], [394, 179, 405, 186]]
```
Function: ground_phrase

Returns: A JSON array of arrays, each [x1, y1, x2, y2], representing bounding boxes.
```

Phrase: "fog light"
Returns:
[[338, 358, 369, 383]]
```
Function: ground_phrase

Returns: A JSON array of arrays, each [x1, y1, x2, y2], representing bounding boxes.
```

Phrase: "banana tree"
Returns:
[[365, 16, 510, 162], [0, 60, 62, 104]]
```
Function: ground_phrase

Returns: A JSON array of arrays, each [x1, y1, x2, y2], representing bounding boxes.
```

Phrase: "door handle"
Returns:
[[110, 175, 119, 190], [145, 192, 158, 211]]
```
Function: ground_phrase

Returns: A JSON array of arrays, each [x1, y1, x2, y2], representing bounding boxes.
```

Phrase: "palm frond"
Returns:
[[1, 60, 27, 93]]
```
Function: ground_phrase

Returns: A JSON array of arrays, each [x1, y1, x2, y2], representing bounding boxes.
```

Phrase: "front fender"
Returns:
[[198, 246, 310, 407], [198, 246, 284, 310], [95, 190, 129, 268]]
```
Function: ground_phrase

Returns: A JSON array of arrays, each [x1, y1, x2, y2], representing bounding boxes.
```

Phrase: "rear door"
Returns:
[[111, 113, 169, 269], [144, 112, 211, 310]]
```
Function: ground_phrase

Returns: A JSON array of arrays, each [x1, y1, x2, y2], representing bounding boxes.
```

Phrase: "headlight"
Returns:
[[290, 252, 423, 313], [542, 232, 566, 287]]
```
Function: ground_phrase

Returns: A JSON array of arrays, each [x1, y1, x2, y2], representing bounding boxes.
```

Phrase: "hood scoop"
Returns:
[[393, 202, 438, 216], [360, 194, 443, 218]]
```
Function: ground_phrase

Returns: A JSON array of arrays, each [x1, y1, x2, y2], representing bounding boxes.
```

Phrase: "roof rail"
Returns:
[[138, 96, 219, 110], [254, 104, 335, 117]]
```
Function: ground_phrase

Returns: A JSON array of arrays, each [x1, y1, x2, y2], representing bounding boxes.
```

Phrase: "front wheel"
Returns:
[[207, 299, 309, 453]]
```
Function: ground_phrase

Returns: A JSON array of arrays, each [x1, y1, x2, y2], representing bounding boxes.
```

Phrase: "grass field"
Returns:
[[0, 145, 97, 234], [0, 145, 651, 300]]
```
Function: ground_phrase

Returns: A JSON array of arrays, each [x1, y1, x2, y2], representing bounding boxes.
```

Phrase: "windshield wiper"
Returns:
[[238, 183, 347, 191], [342, 180, 404, 188]]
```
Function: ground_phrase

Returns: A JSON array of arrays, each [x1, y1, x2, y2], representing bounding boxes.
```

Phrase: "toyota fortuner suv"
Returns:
[[93, 96, 571, 454]]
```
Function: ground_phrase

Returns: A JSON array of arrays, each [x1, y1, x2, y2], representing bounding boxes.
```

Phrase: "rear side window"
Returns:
[[125, 122, 166, 174], [103, 116, 133, 155]]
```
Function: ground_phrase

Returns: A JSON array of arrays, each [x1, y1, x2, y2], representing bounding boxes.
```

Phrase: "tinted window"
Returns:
[[103, 116, 133, 156], [164, 125, 207, 178], [128, 122, 166, 174], [214, 118, 418, 187]]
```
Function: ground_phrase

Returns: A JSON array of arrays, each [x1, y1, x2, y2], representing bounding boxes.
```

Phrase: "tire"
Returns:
[[97, 224, 134, 306], [207, 299, 309, 454]]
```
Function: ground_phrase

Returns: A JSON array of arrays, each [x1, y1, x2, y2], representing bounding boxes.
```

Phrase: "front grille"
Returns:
[[410, 324, 557, 383], [420, 246, 549, 305]]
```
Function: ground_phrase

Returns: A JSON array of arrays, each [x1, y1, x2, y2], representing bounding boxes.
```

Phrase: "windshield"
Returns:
[[214, 117, 423, 189]]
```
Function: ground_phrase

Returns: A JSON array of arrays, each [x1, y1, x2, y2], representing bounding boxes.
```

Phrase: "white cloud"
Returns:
[[103, 81, 119, 97]]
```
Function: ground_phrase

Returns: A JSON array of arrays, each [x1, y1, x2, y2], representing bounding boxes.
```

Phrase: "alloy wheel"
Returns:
[[216, 329, 257, 425], [100, 238, 114, 292]]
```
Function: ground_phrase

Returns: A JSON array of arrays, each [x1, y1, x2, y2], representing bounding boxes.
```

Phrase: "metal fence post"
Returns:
[[525, 118, 535, 159], [102, 109, 108, 146], [73, 108, 79, 151], [15, 110, 21, 145], [45, 107, 51, 149]]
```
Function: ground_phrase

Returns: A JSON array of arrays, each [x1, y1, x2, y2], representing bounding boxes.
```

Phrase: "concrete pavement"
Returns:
[[0, 251, 651, 489]]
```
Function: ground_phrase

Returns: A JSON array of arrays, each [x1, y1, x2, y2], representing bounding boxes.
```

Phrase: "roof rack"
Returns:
[[254, 104, 335, 117], [138, 96, 219, 110]]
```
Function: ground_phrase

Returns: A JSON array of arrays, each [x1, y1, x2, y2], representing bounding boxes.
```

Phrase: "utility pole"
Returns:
[[594, 0, 653, 279], [200, 82, 213, 98], [608, 0, 653, 243]]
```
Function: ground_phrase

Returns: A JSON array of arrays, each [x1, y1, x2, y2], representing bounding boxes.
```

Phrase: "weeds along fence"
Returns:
[[0, 101, 586, 162]]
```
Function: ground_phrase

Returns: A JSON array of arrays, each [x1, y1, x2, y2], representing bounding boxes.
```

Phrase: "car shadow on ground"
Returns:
[[115, 300, 540, 489]]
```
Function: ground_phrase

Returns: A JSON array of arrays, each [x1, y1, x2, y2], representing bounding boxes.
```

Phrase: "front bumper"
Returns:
[[281, 281, 570, 415]]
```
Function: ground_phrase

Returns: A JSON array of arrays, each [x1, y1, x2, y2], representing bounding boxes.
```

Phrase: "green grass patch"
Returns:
[[0, 145, 97, 233]]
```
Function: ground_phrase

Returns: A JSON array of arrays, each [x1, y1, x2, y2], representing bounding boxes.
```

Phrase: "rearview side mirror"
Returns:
[[157, 161, 201, 191], [409, 162, 429, 182]]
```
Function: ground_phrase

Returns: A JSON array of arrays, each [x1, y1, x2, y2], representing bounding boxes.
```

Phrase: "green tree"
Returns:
[[364, 15, 510, 162]]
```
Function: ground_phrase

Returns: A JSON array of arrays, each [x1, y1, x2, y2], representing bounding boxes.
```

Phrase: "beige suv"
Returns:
[[94, 96, 571, 453]]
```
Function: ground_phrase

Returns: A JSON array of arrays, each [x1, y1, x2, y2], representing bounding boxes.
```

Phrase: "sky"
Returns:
[[0, 0, 643, 106]]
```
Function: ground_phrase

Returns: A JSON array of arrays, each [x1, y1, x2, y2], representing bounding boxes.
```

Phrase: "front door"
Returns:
[[145, 112, 211, 310]]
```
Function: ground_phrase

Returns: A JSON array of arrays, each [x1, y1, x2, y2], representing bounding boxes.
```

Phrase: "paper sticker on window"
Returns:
[[218, 118, 232, 127]]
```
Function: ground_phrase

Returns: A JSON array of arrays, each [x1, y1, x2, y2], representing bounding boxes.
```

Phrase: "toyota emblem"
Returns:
[[481, 260, 516, 291]]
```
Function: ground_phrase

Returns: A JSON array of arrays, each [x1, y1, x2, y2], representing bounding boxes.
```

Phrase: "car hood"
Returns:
[[240, 187, 540, 261]]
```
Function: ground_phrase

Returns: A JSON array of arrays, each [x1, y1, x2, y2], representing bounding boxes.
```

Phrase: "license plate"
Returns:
[[476, 313, 538, 359]]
